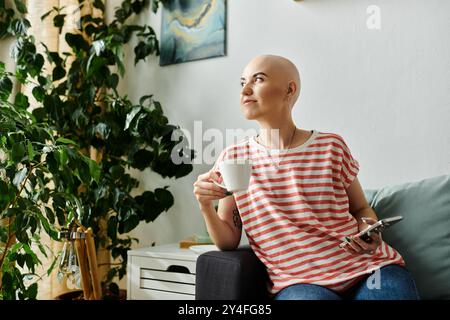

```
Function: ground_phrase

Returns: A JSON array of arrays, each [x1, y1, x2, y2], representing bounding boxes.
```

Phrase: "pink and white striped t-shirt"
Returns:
[[213, 130, 405, 295]]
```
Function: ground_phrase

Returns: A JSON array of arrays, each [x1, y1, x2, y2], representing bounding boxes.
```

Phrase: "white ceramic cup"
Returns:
[[212, 159, 252, 192]]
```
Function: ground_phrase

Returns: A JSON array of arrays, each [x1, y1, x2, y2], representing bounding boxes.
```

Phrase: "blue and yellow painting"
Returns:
[[160, 0, 227, 66]]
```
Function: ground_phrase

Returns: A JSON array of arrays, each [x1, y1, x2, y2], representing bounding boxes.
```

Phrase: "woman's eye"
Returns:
[[240, 77, 263, 87]]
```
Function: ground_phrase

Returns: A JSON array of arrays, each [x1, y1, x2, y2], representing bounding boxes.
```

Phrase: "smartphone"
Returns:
[[339, 216, 403, 248]]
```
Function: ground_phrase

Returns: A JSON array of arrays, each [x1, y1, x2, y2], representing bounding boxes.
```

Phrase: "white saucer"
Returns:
[[189, 245, 219, 254]]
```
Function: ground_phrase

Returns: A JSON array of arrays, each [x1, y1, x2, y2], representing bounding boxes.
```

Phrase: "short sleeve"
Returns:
[[212, 140, 250, 172], [339, 137, 360, 189]]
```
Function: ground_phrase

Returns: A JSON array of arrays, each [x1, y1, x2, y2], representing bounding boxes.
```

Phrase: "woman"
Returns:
[[193, 54, 420, 300]]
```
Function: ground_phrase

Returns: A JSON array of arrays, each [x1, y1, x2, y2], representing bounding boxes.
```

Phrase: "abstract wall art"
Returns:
[[160, 0, 227, 66]]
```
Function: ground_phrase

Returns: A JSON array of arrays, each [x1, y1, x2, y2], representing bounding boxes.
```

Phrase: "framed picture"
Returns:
[[160, 0, 227, 66]]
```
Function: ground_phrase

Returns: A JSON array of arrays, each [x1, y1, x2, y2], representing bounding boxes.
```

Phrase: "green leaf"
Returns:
[[47, 256, 58, 276], [9, 242, 22, 254], [57, 148, 68, 168], [109, 165, 124, 180], [37, 209, 58, 239], [131, 149, 152, 170], [0, 181, 11, 210], [93, 0, 105, 12], [31, 85, 45, 102], [15, 229, 28, 243], [14, 0, 27, 14], [125, 106, 141, 130], [52, 65, 66, 81], [89, 159, 101, 183], [37, 75, 47, 86], [0, 226, 8, 243], [93, 122, 110, 140], [10, 18, 30, 35], [1, 272, 13, 292], [82, 156, 100, 183], [47, 51, 63, 66], [106, 73, 119, 89], [71, 107, 89, 128], [152, 0, 160, 14], [52, 193, 66, 209], [92, 40, 105, 56], [139, 95, 153, 106], [24, 254, 34, 270], [134, 41, 150, 65], [56, 137, 78, 146], [53, 14, 66, 29], [11, 142, 25, 164], [66, 193, 83, 219], [17, 254, 26, 268], [29, 53, 44, 77], [5, 208, 20, 218], [106, 268, 118, 283], [40, 9, 54, 21], [122, 211, 139, 233], [86, 56, 107, 78], [14, 92, 28, 109], [23, 243, 41, 266], [29, 216, 37, 235], [55, 207, 65, 227], [44, 206, 55, 224], [10, 37, 26, 61], [107, 215, 117, 241], [0, 75, 13, 100], [155, 187, 174, 211], [65, 33, 89, 52], [76, 160, 91, 184], [115, 55, 125, 77], [27, 283, 38, 299], [26, 141, 35, 161]]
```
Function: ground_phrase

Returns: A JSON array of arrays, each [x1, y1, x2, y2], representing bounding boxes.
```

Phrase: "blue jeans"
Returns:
[[274, 264, 420, 300]]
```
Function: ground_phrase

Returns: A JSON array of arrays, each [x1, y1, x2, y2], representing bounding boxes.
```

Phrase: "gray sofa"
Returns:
[[195, 174, 450, 300]]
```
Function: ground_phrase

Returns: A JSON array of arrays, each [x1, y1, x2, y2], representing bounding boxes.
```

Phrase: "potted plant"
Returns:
[[1, 0, 194, 299], [0, 66, 101, 298]]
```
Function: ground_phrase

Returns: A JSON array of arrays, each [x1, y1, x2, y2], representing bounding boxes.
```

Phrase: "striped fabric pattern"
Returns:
[[213, 130, 405, 295]]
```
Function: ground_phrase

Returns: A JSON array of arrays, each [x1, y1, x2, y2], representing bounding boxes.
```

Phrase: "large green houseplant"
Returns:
[[0, 68, 101, 299], [0, 0, 194, 299]]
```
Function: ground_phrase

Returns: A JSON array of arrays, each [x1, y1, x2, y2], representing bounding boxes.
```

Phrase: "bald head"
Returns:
[[244, 55, 301, 107]]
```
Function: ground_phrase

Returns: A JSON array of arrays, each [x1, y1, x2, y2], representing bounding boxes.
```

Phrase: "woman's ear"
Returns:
[[287, 82, 296, 97]]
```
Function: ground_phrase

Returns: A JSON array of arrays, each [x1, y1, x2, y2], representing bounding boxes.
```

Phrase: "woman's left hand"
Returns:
[[342, 217, 382, 255]]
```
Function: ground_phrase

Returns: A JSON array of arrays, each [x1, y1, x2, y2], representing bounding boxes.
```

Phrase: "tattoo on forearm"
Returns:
[[232, 208, 242, 230]]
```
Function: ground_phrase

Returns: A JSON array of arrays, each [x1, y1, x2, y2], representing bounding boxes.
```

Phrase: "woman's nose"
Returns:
[[241, 82, 253, 95]]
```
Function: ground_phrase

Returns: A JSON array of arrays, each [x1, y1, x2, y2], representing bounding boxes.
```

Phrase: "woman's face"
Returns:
[[239, 57, 291, 121]]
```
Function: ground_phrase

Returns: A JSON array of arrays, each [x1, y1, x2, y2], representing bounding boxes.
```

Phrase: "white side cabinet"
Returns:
[[127, 243, 199, 300]]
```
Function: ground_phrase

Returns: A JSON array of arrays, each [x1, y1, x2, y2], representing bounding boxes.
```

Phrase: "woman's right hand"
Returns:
[[193, 170, 230, 208]]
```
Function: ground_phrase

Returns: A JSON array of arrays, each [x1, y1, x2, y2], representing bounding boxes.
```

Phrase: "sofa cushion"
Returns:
[[365, 174, 450, 300], [363, 189, 377, 204]]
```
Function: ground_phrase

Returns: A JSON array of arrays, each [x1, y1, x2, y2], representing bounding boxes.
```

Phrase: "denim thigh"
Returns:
[[274, 283, 343, 300], [344, 264, 421, 300]]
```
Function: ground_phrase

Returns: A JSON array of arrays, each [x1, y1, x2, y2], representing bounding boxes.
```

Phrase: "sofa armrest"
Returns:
[[195, 245, 270, 300]]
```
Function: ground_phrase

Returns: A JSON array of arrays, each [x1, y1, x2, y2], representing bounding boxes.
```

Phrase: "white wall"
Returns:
[[104, 0, 450, 252]]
